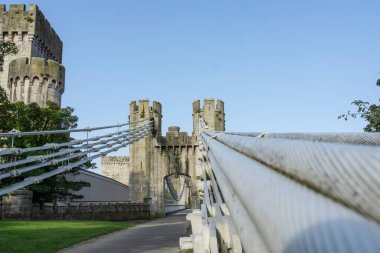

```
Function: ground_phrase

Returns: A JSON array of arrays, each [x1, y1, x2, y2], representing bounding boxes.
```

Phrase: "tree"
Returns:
[[0, 88, 91, 203], [339, 78, 380, 132], [0, 41, 17, 131], [0, 41, 18, 70], [0, 41, 91, 204]]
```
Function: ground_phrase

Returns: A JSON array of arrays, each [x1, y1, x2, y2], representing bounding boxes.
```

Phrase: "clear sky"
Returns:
[[3, 0, 380, 134]]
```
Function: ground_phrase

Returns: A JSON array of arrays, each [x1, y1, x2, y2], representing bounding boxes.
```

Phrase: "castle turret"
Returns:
[[193, 99, 225, 139], [0, 4, 64, 107], [129, 100, 162, 203], [129, 99, 162, 135], [7, 57, 64, 107], [104, 99, 226, 216]]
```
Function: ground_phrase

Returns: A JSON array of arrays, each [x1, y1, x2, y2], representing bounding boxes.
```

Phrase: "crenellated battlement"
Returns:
[[0, 4, 62, 62], [0, 4, 30, 13], [0, 4, 56, 36], [7, 57, 65, 107], [8, 57, 65, 89], [102, 156, 130, 165], [101, 156, 130, 187], [0, 4, 65, 107], [193, 99, 225, 136], [156, 126, 194, 147], [193, 99, 224, 113], [130, 100, 162, 114], [108, 99, 226, 213], [130, 100, 162, 135]]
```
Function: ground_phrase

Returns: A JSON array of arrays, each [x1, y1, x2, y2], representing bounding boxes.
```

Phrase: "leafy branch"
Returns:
[[0, 41, 18, 70], [339, 79, 380, 132]]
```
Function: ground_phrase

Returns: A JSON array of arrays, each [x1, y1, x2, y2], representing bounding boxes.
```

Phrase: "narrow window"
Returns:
[[22, 32, 27, 41]]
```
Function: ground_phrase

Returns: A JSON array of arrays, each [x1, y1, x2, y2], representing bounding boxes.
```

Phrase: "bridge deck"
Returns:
[[59, 210, 191, 253]]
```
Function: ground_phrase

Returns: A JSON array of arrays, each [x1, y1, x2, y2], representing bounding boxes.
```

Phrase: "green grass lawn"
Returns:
[[0, 220, 134, 253]]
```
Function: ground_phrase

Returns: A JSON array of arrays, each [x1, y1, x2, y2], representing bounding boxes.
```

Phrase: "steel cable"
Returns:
[[225, 132, 380, 146], [0, 123, 152, 170], [205, 131, 380, 224], [0, 119, 149, 137], [0, 123, 149, 156], [202, 133, 380, 253], [0, 126, 152, 180], [0, 122, 153, 196], [0, 135, 146, 196]]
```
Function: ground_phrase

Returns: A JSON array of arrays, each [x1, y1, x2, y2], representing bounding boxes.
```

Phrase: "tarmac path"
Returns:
[[59, 209, 191, 253]]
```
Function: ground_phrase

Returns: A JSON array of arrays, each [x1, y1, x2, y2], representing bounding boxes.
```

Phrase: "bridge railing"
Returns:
[[0, 119, 153, 196], [181, 117, 380, 253]]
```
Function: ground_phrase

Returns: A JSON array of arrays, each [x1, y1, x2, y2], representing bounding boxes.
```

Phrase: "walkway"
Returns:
[[59, 210, 191, 253]]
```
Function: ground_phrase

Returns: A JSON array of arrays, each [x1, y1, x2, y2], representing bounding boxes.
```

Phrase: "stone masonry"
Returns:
[[101, 156, 130, 186], [102, 99, 225, 216], [0, 189, 33, 219], [0, 4, 64, 107]]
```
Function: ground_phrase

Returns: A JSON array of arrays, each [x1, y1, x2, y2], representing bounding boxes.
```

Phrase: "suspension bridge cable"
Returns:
[[0, 123, 151, 169], [0, 121, 153, 196], [202, 132, 380, 253], [0, 123, 152, 170], [205, 130, 380, 224], [0, 134, 149, 196], [195, 116, 380, 253], [0, 124, 147, 156], [225, 132, 380, 146], [0, 125, 152, 180], [0, 119, 149, 137]]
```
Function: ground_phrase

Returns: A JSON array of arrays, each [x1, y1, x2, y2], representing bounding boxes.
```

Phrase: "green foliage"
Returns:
[[0, 86, 91, 203], [170, 150, 182, 177], [0, 41, 18, 70], [173, 151, 181, 164], [339, 78, 380, 132], [0, 220, 134, 253], [140, 107, 145, 118], [0, 85, 12, 131], [26, 17, 34, 23]]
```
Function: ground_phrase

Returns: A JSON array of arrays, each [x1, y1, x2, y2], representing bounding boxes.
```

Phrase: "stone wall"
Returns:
[[0, 189, 149, 221], [100, 99, 225, 216], [7, 57, 65, 106], [0, 198, 150, 221], [129, 100, 162, 204], [0, 4, 64, 107], [0, 4, 63, 62], [0, 189, 33, 219], [192, 99, 225, 139], [101, 156, 130, 186], [30, 202, 150, 221]]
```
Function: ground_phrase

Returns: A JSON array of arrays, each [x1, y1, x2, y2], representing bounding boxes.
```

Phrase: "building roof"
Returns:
[[75, 168, 129, 189]]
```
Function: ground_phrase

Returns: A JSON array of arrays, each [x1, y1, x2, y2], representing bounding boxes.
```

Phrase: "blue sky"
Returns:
[[4, 0, 380, 134]]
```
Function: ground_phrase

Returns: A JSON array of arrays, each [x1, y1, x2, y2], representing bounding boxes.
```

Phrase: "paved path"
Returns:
[[59, 210, 191, 253]]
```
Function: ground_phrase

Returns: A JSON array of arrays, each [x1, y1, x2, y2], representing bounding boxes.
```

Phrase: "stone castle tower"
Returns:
[[192, 99, 225, 139], [0, 4, 64, 107], [128, 100, 162, 206], [102, 99, 225, 215]]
